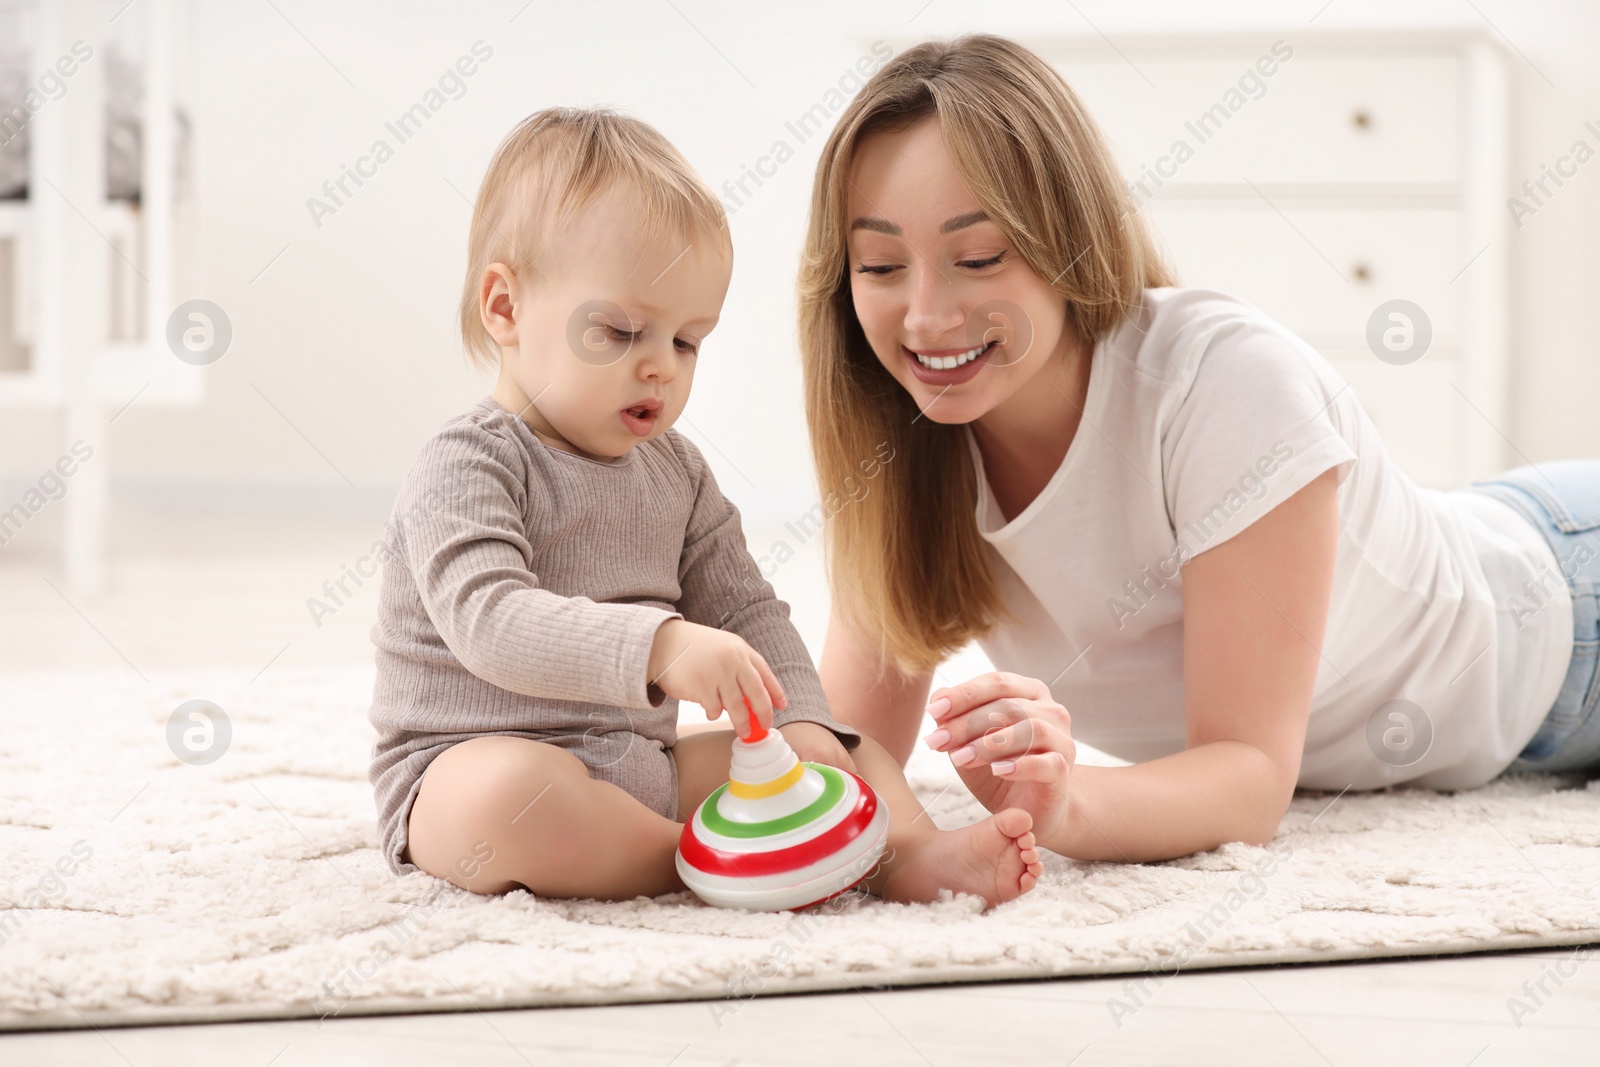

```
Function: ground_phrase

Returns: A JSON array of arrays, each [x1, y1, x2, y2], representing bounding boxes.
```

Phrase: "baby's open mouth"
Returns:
[[620, 396, 664, 436]]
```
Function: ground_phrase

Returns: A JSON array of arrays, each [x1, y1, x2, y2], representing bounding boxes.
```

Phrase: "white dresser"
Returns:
[[1014, 29, 1511, 489]]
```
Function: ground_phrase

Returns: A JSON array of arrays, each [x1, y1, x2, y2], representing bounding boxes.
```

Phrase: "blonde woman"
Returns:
[[800, 35, 1598, 863]]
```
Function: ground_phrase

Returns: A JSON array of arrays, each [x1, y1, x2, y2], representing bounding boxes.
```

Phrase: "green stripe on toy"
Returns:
[[697, 764, 847, 838]]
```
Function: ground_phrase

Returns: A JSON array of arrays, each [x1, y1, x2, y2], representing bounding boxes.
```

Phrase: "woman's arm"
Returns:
[[927, 468, 1341, 860], [1063, 467, 1337, 858], [818, 607, 934, 766]]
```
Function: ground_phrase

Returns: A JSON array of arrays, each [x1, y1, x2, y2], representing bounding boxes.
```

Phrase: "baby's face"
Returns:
[[497, 192, 732, 460]]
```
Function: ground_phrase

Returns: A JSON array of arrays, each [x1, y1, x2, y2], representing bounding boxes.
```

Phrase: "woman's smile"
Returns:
[[903, 339, 998, 385]]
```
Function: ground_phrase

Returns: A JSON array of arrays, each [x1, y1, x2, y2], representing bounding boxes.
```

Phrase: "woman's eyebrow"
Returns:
[[940, 210, 988, 233], [847, 210, 990, 236], [849, 216, 901, 235]]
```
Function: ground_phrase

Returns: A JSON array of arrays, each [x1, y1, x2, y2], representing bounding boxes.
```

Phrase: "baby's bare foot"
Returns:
[[882, 808, 1044, 909]]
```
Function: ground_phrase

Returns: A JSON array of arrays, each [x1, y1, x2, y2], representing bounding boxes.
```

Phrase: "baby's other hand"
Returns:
[[779, 721, 857, 775]]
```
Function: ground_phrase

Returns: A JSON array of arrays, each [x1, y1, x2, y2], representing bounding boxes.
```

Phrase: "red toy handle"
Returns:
[[740, 696, 768, 743]]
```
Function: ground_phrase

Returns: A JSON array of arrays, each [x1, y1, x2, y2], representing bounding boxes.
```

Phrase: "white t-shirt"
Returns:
[[965, 288, 1573, 791]]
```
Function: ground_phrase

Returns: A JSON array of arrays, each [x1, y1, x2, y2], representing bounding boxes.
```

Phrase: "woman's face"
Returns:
[[844, 114, 1073, 425]]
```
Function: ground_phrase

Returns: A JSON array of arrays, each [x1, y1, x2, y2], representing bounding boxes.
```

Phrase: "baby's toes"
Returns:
[[993, 807, 1034, 842]]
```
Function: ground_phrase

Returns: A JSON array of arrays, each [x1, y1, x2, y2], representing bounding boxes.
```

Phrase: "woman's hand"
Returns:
[[923, 672, 1076, 843], [779, 720, 859, 775], [647, 619, 786, 736]]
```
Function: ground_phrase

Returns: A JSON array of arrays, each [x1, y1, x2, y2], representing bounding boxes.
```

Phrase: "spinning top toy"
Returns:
[[676, 699, 890, 911]]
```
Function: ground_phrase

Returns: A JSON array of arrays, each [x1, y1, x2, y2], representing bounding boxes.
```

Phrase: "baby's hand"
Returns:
[[647, 619, 786, 736], [779, 721, 857, 775]]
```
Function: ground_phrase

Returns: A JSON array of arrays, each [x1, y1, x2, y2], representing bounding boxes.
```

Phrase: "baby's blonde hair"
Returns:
[[458, 107, 729, 372]]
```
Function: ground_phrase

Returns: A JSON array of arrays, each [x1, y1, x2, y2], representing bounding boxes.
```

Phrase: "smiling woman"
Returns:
[[798, 34, 1599, 866], [799, 33, 1173, 685]]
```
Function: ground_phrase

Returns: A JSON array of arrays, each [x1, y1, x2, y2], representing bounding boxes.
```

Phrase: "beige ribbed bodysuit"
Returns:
[[367, 395, 858, 875]]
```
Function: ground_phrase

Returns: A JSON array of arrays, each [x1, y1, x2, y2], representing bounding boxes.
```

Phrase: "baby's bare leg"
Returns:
[[407, 735, 683, 900], [671, 731, 1043, 908]]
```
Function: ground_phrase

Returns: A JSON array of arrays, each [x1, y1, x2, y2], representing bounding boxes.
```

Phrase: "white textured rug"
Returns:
[[2, 664, 1598, 1031]]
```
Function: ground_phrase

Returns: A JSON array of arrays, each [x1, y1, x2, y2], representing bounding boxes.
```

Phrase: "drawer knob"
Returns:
[[1352, 109, 1372, 130], [1352, 262, 1373, 283]]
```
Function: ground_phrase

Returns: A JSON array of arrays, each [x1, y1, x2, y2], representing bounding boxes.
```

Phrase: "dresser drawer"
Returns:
[[1048, 52, 1461, 186], [1145, 204, 1464, 347]]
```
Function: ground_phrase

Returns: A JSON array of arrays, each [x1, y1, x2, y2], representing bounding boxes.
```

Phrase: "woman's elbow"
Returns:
[[1240, 779, 1297, 846]]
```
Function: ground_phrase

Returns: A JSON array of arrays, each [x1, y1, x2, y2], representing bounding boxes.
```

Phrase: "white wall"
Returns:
[[4, 0, 1595, 521]]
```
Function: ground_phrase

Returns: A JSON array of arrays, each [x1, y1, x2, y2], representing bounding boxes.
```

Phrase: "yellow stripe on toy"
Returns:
[[727, 761, 805, 799]]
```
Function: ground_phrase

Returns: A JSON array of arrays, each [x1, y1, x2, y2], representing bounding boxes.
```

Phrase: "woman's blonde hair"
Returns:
[[798, 34, 1176, 678], [458, 107, 729, 372]]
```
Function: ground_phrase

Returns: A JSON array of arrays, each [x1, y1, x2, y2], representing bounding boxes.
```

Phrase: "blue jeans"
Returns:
[[1466, 459, 1600, 773]]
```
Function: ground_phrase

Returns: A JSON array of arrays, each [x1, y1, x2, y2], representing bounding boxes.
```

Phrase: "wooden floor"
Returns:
[[2, 508, 1597, 1064], [3, 946, 1599, 1065]]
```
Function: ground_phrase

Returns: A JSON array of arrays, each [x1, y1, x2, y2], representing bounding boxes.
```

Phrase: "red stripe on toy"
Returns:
[[678, 772, 880, 879]]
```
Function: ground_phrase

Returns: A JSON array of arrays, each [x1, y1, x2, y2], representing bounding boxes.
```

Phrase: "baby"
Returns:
[[367, 106, 1042, 908]]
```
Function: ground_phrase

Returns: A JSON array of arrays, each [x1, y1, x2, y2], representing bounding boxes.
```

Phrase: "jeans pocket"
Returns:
[[1514, 634, 1600, 766], [1507, 460, 1600, 535], [1546, 636, 1599, 729]]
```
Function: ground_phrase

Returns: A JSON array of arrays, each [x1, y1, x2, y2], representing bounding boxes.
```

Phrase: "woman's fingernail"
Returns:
[[927, 696, 952, 719], [950, 746, 975, 767], [991, 760, 1016, 776], [923, 728, 950, 749]]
